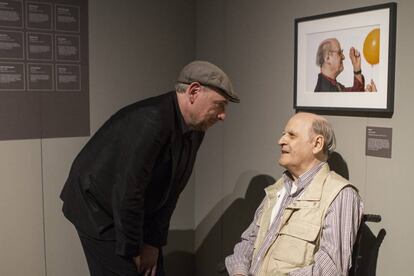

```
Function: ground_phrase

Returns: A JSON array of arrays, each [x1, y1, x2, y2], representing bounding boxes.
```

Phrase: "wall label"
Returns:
[[366, 126, 392, 158]]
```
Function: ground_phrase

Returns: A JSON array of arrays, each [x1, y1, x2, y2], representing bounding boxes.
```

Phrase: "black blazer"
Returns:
[[314, 73, 340, 92], [60, 91, 204, 257], [314, 73, 354, 92]]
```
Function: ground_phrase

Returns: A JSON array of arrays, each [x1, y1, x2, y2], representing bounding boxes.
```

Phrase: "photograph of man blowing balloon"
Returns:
[[313, 27, 380, 93]]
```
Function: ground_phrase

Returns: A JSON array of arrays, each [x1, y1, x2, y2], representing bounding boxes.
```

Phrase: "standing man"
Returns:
[[60, 60, 240, 276], [314, 38, 376, 92], [226, 112, 363, 276]]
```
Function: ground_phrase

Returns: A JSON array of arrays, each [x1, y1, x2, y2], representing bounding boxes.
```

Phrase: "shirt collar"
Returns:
[[282, 162, 326, 196]]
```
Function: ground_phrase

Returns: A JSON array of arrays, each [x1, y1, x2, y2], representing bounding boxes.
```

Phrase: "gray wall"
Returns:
[[194, 0, 413, 276], [0, 0, 195, 275], [1, 0, 413, 275]]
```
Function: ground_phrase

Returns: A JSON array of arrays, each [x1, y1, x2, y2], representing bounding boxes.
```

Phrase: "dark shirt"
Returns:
[[314, 73, 365, 92], [142, 93, 203, 249], [172, 93, 197, 192]]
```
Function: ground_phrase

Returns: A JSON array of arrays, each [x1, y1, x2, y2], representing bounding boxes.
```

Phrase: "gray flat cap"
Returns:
[[177, 60, 240, 103]]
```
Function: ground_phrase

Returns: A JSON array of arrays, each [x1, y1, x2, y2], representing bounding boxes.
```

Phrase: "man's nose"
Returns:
[[278, 136, 285, 145], [217, 112, 226, 121]]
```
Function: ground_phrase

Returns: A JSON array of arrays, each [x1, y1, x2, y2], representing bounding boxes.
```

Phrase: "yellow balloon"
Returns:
[[363, 28, 380, 65]]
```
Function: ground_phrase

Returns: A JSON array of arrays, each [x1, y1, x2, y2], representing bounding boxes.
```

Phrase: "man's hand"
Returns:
[[349, 47, 361, 72], [133, 244, 159, 276], [365, 79, 377, 92]]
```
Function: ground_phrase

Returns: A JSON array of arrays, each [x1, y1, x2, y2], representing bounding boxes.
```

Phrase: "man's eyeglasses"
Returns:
[[330, 49, 344, 56]]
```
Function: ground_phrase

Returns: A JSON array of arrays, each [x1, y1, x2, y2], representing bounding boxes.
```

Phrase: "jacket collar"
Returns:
[[264, 162, 330, 201], [297, 163, 330, 201], [172, 92, 191, 134]]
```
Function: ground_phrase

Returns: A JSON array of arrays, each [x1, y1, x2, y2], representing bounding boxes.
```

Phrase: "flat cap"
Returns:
[[177, 60, 240, 103]]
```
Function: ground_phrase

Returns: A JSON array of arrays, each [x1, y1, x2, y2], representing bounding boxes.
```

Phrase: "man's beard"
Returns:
[[189, 118, 215, 131]]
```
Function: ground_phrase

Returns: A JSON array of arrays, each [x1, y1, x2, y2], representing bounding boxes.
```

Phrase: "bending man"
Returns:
[[61, 60, 240, 276]]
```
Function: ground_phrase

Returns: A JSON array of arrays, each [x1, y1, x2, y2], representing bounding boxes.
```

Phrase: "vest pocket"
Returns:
[[271, 220, 320, 266]]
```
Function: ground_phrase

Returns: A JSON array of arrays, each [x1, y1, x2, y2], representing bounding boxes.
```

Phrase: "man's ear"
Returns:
[[312, 135, 325, 155], [324, 54, 331, 64], [187, 82, 202, 104]]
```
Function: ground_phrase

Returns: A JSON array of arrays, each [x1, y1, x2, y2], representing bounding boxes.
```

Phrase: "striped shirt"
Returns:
[[225, 162, 363, 276]]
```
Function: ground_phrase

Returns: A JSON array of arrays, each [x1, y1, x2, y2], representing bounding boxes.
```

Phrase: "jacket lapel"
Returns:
[[170, 130, 182, 185]]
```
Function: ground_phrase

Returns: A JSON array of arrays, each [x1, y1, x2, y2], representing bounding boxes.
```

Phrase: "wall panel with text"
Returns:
[[0, 0, 89, 140]]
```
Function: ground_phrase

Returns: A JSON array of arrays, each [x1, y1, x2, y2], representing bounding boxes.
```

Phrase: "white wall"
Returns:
[[0, 0, 195, 275], [194, 0, 414, 275]]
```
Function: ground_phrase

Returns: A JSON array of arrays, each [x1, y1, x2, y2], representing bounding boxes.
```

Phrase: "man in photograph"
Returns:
[[314, 38, 376, 92]]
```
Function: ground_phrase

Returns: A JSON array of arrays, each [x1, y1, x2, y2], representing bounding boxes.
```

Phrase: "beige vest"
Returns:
[[253, 164, 354, 276]]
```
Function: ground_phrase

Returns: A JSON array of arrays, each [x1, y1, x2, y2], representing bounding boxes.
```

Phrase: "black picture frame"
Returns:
[[294, 3, 397, 117]]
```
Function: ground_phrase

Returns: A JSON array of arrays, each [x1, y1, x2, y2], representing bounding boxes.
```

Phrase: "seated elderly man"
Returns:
[[226, 112, 363, 276]]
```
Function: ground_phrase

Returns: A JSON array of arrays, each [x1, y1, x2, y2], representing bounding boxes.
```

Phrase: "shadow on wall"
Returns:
[[327, 151, 349, 180], [164, 230, 195, 275], [196, 174, 275, 276], [163, 173, 274, 276]]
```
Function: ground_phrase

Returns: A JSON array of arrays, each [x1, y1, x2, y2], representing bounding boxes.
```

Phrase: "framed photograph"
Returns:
[[294, 3, 397, 116]]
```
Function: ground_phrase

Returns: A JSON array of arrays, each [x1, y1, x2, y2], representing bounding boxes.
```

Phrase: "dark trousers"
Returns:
[[78, 231, 165, 276]]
